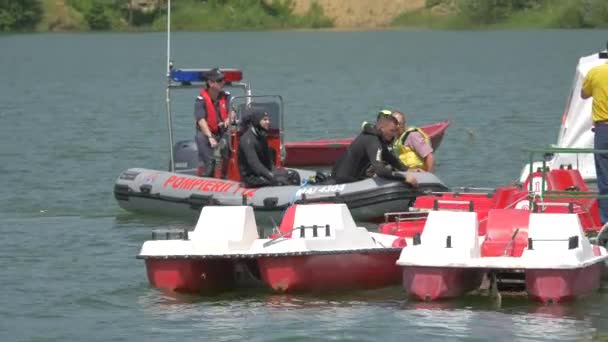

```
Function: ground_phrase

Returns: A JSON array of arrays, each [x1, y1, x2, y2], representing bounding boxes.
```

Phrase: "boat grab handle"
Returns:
[[263, 224, 331, 248], [433, 199, 474, 212], [533, 201, 575, 213], [527, 235, 579, 250], [383, 211, 428, 222], [452, 186, 496, 192]]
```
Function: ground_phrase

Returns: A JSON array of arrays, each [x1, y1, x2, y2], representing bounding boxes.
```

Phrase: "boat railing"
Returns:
[[451, 186, 495, 192], [444, 186, 495, 194], [526, 236, 580, 250], [151, 228, 189, 240], [420, 189, 495, 197], [525, 147, 608, 210], [384, 199, 476, 224], [531, 201, 578, 213], [263, 224, 331, 248], [432, 199, 475, 212], [384, 211, 429, 223]]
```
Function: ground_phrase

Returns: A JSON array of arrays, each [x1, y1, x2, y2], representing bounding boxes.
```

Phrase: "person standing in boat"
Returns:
[[238, 110, 292, 188], [391, 111, 435, 173], [581, 59, 608, 225], [331, 113, 417, 186], [194, 67, 235, 178]]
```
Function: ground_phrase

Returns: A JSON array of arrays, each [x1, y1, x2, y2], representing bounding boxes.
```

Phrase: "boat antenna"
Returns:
[[165, 0, 176, 172], [166, 0, 171, 78]]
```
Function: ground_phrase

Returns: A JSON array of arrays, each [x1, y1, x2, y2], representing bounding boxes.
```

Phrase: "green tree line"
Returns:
[[0, 0, 333, 32], [424, 0, 608, 28], [2, 0, 608, 32], [0, 0, 43, 31]]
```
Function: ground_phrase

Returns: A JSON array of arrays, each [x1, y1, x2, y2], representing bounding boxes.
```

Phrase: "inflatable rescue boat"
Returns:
[[114, 67, 448, 223]]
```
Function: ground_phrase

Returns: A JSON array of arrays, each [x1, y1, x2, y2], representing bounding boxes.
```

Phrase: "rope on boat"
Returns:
[[290, 177, 308, 205]]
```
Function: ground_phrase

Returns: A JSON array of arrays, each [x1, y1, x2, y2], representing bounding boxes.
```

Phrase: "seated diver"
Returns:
[[238, 110, 293, 188], [331, 112, 418, 186]]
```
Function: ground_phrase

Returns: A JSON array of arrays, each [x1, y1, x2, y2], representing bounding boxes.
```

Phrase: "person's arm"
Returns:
[[382, 146, 408, 171], [195, 98, 218, 147], [581, 71, 593, 99], [197, 118, 213, 139], [240, 135, 274, 179], [365, 141, 409, 182], [409, 132, 434, 172], [424, 152, 435, 173]]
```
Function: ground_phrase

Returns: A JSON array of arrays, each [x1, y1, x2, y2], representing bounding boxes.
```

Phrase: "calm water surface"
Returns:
[[1, 30, 608, 341]]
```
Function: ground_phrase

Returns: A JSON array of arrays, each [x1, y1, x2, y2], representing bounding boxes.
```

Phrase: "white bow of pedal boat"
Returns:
[[396, 209, 608, 303], [138, 203, 404, 294]]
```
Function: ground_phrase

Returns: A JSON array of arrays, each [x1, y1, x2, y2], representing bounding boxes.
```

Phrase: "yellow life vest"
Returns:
[[393, 127, 430, 170]]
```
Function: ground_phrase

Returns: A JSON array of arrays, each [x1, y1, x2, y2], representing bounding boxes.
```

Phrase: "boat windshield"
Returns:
[[231, 95, 284, 132]]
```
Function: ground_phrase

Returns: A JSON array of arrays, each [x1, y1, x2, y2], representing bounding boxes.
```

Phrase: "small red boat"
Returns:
[[284, 120, 450, 167], [138, 203, 405, 295], [256, 203, 405, 293], [396, 208, 607, 303], [385, 169, 606, 303], [137, 205, 261, 294]]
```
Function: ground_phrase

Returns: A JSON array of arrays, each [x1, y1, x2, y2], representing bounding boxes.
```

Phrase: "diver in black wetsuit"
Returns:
[[238, 110, 291, 188], [331, 113, 418, 186]]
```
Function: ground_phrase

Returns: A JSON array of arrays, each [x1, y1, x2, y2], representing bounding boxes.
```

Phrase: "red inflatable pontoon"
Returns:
[[284, 120, 450, 167]]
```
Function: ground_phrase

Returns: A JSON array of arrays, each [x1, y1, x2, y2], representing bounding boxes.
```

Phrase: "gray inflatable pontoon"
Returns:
[[114, 168, 448, 224], [116, 65, 448, 224]]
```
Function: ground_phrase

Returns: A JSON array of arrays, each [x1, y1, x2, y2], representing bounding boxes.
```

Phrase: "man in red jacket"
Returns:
[[194, 68, 235, 177]]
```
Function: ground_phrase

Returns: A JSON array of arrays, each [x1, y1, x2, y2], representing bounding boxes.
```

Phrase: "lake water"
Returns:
[[1, 30, 608, 341]]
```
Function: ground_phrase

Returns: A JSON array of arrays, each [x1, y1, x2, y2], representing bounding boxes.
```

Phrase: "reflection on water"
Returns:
[[135, 284, 607, 341]]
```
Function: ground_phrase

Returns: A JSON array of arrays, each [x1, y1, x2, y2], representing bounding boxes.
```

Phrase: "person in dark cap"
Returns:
[[331, 112, 418, 186], [193, 67, 236, 178], [238, 110, 290, 188]]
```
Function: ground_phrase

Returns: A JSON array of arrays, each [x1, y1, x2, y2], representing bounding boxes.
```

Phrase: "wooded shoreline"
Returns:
[[2, 0, 607, 33]]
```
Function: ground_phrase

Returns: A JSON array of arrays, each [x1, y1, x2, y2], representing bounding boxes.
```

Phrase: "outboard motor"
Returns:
[[172, 139, 199, 175]]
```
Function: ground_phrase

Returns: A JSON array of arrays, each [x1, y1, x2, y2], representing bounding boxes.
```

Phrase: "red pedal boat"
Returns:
[[137, 203, 405, 295], [396, 208, 607, 303], [378, 169, 606, 303], [257, 203, 405, 293]]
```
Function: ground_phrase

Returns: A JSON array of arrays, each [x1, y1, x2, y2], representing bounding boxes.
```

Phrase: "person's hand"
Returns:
[[405, 174, 418, 187], [208, 136, 218, 148], [223, 119, 230, 128], [266, 172, 275, 183]]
